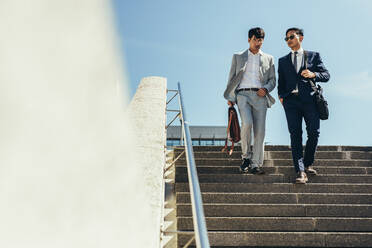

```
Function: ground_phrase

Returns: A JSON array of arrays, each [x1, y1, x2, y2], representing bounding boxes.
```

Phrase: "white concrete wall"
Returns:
[[128, 76, 168, 248], [0, 1, 154, 247]]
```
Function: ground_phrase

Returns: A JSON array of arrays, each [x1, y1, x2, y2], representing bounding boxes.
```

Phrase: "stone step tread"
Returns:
[[176, 173, 372, 184], [176, 165, 372, 170], [176, 182, 372, 193], [177, 203, 372, 206], [177, 203, 372, 217], [174, 145, 372, 151], [177, 231, 372, 247], [177, 192, 372, 195], [178, 173, 372, 177], [175, 151, 372, 159], [177, 192, 372, 204], [184, 151, 372, 153], [178, 216, 372, 220], [177, 217, 372, 232], [176, 174, 372, 179], [176, 174, 372, 184], [176, 166, 372, 175], [176, 182, 372, 185], [175, 159, 372, 167], [177, 165, 372, 168], [178, 144, 372, 148], [177, 231, 372, 233], [177, 158, 372, 161]]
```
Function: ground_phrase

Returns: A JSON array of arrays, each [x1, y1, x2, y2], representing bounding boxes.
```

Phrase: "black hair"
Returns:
[[286, 27, 304, 36], [248, 27, 265, 39]]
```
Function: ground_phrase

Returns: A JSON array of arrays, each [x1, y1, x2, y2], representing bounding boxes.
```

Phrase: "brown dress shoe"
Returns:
[[305, 166, 317, 175], [295, 172, 308, 184]]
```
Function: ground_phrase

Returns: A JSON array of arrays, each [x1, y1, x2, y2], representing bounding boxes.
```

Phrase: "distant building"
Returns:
[[167, 125, 227, 146]]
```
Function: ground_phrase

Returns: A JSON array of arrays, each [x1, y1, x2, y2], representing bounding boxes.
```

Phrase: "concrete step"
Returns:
[[164, 208, 176, 221], [177, 203, 372, 217], [176, 173, 285, 183], [174, 151, 372, 160], [174, 145, 372, 152], [176, 173, 372, 184], [176, 183, 372, 193], [176, 165, 372, 175], [175, 158, 372, 167], [173, 146, 372, 247], [177, 231, 372, 247], [161, 233, 177, 248], [177, 192, 372, 204], [162, 220, 176, 232], [177, 217, 372, 232]]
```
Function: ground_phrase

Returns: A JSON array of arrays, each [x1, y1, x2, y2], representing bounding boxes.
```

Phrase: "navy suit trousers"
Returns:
[[283, 94, 320, 172]]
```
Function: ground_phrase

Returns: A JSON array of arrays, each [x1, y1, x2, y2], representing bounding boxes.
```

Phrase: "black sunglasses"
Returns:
[[284, 34, 297, 42]]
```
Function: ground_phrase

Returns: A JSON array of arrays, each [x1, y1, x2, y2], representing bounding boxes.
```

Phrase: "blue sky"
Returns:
[[113, 0, 372, 145]]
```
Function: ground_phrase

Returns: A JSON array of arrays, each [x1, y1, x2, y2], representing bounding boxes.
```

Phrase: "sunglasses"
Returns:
[[284, 34, 297, 42]]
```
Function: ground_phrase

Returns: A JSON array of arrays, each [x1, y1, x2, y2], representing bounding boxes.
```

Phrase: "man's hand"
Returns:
[[257, 88, 267, 97], [301, 69, 316, 79], [280, 98, 283, 105]]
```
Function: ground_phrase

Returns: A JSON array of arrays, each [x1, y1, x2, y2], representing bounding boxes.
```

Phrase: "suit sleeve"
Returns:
[[314, 52, 330, 82], [227, 54, 237, 86], [277, 59, 285, 99], [263, 56, 276, 93]]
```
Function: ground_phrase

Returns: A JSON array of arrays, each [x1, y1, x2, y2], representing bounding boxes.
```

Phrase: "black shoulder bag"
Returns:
[[304, 51, 329, 120]]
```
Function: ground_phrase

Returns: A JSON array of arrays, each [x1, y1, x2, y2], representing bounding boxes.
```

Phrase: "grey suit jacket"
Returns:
[[224, 49, 276, 107]]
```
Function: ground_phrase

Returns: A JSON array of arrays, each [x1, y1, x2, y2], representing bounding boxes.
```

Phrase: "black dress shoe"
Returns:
[[249, 167, 265, 175], [240, 158, 251, 173]]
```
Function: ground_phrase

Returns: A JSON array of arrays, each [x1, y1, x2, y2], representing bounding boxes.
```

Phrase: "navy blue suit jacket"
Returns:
[[278, 51, 330, 102]]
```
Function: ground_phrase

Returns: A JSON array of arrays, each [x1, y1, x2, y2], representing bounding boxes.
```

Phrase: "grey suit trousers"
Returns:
[[236, 91, 267, 167]]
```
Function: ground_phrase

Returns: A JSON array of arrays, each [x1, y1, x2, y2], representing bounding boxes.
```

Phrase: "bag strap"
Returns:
[[304, 51, 319, 94]]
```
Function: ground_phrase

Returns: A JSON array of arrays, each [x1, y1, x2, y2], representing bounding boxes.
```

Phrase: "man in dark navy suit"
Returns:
[[278, 28, 330, 184]]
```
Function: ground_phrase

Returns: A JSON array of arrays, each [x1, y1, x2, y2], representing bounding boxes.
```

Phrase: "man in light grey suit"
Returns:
[[224, 27, 276, 174]]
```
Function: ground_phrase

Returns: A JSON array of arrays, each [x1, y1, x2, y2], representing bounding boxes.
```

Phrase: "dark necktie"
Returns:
[[293, 51, 298, 73]]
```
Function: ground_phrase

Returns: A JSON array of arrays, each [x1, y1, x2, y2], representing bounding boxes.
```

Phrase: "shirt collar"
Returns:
[[291, 47, 304, 55], [248, 49, 263, 56]]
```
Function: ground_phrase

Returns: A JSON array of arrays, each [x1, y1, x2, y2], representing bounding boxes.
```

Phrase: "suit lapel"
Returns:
[[240, 50, 248, 71], [285, 52, 298, 75], [302, 50, 309, 70], [299, 50, 306, 72], [259, 53, 263, 82]]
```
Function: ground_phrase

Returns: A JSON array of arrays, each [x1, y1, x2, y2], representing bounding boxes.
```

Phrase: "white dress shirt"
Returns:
[[291, 47, 304, 93], [237, 50, 262, 89]]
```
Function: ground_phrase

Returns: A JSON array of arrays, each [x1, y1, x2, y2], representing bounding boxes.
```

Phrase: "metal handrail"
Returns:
[[177, 82, 210, 248]]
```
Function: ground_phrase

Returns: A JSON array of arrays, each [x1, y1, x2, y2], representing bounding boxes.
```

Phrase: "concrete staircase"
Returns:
[[174, 145, 372, 247]]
